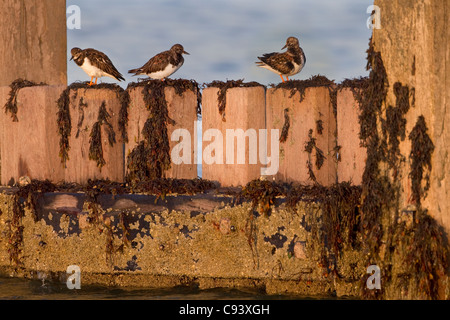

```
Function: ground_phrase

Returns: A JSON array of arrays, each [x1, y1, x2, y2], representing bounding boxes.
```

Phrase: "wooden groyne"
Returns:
[[0, 0, 449, 300]]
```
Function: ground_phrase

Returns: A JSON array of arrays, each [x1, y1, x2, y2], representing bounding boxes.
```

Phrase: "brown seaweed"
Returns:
[[4, 78, 47, 122], [271, 75, 335, 103], [408, 116, 434, 206], [279, 108, 290, 143], [88, 101, 116, 169], [56, 82, 126, 167], [205, 79, 263, 121]]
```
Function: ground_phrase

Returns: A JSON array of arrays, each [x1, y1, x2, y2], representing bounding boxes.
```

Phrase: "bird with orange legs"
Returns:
[[70, 47, 125, 86], [256, 36, 306, 83], [128, 44, 189, 81]]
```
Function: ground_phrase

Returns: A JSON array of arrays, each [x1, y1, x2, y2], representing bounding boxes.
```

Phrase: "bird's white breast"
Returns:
[[288, 61, 304, 76], [288, 53, 306, 76], [147, 63, 181, 79], [80, 58, 115, 79]]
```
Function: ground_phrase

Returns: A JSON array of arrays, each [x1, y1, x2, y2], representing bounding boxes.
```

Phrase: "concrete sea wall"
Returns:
[[0, 187, 365, 296]]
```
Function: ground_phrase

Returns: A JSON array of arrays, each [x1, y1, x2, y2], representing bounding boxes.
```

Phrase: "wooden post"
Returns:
[[202, 87, 266, 187], [64, 88, 125, 183], [266, 87, 337, 186], [336, 88, 366, 185], [373, 0, 450, 233], [0, 0, 67, 86], [0, 86, 66, 185], [125, 86, 198, 180]]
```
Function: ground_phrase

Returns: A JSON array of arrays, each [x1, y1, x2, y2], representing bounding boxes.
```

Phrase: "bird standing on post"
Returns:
[[256, 36, 306, 82], [70, 47, 125, 86], [128, 44, 189, 81]]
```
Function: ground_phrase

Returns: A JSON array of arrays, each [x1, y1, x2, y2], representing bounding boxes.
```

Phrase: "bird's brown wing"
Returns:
[[257, 52, 294, 75], [85, 48, 125, 81], [129, 50, 171, 75]]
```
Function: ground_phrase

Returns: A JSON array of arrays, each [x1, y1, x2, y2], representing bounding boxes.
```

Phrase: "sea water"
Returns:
[[0, 276, 320, 300]]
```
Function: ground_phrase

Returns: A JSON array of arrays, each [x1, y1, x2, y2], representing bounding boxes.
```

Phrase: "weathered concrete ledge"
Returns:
[[1, 179, 449, 299], [0, 187, 365, 297]]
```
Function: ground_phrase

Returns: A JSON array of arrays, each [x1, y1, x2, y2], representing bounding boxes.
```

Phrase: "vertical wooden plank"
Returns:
[[336, 88, 366, 185], [0, 0, 67, 86], [266, 87, 337, 186], [201, 87, 224, 184], [0, 86, 66, 185], [0, 86, 9, 184], [64, 89, 124, 183], [165, 87, 198, 179], [125, 86, 198, 180], [373, 0, 450, 235], [202, 86, 266, 187]]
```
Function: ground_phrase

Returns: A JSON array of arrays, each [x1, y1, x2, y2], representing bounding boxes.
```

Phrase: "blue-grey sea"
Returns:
[[0, 276, 328, 300], [67, 0, 373, 87]]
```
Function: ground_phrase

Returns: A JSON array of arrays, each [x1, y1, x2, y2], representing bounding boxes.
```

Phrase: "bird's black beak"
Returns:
[[281, 44, 287, 50], [183, 50, 190, 55], [70, 56, 74, 61]]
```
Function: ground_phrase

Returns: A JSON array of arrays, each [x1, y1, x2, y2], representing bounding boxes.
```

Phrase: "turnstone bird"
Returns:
[[128, 44, 189, 81], [256, 36, 306, 82], [70, 47, 125, 86]]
